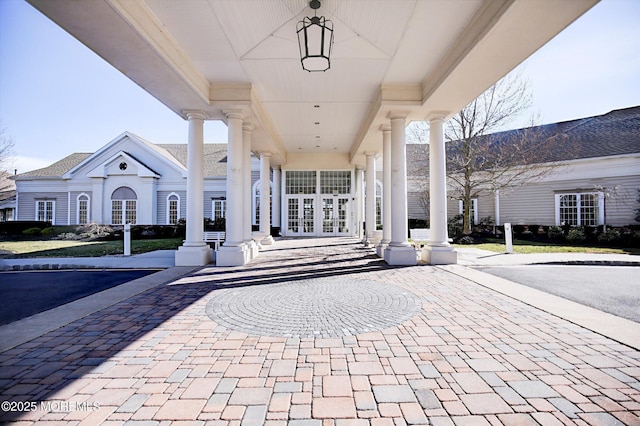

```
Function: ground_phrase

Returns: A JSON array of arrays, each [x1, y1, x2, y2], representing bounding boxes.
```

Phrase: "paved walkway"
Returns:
[[1, 238, 639, 425]]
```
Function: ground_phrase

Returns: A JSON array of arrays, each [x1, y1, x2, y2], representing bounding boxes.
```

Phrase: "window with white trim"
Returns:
[[167, 193, 180, 225], [212, 199, 226, 220], [459, 199, 478, 225], [252, 180, 273, 226], [77, 194, 90, 225], [111, 186, 137, 225], [36, 200, 55, 222], [555, 192, 603, 226]]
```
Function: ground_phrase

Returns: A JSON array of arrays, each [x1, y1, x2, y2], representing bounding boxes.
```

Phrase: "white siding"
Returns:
[[17, 192, 68, 225]]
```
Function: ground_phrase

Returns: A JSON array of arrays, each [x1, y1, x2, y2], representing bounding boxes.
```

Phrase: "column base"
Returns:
[[216, 244, 248, 266], [261, 235, 275, 245], [384, 244, 417, 266], [422, 245, 458, 265], [376, 240, 389, 258], [245, 240, 259, 259], [175, 244, 213, 266]]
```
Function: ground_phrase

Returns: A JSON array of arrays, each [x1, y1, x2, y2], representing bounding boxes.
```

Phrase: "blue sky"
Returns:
[[1, 0, 639, 174]]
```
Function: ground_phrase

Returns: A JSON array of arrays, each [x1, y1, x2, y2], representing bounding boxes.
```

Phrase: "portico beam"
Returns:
[[384, 112, 416, 266], [175, 111, 213, 266]]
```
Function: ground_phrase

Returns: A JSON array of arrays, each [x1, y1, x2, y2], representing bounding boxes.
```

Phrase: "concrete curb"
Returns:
[[531, 260, 640, 266], [441, 264, 640, 351]]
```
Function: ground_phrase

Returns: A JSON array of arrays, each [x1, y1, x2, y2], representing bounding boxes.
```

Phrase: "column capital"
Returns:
[[387, 110, 410, 120], [426, 111, 450, 121], [183, 110, 208, 121], [259, 151, 272, 158], [365, 151, 379, 158], [223, 109, 246, 120], [242, 122, 254, 132], [379, 124, 391, 133]]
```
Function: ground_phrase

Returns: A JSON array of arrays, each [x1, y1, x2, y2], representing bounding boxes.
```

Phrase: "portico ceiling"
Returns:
[[27, 0, 597, 167]]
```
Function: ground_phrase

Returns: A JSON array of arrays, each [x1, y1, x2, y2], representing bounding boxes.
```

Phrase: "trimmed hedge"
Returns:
[[0, 221, 52, 236]]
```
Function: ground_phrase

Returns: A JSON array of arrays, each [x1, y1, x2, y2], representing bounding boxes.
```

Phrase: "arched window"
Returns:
[[77, 193, 90, 225], [111, 186, 137, 224], [167, 193, 180, 225], [252, 180, 273, 226]]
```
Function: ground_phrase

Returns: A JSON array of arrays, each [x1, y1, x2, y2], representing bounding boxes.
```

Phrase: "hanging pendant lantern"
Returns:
[[296, 0, 334, 72]]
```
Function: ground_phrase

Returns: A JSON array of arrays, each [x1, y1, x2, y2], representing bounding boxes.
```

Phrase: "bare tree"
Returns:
[[408, 70, 569, 234], [0, 124, 16, 193]]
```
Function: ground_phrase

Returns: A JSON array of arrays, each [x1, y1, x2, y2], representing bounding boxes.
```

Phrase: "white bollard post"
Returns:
[[124, 223, 131, 256], [504, 222, 513, 254]]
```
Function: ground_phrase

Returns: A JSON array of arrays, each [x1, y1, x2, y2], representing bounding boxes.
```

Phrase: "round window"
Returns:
[[119, 162, 127, 171]]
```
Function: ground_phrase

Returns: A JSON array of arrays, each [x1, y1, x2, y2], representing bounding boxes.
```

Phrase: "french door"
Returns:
[[321, 196, 350, 236], [286, 196, 315, 236]]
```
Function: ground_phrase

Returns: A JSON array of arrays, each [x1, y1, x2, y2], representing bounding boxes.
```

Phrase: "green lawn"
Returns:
[[453, 238, 640, 255], [0, 238, 183, 258]]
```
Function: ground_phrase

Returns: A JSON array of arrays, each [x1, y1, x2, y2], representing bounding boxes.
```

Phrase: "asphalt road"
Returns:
[[474, 265, 640, 323], [0, 270, 158, 325]]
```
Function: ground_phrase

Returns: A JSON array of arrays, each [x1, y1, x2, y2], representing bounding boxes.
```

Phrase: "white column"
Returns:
[[272, 166, 281, 233], [384, 112, 416, 265], [175, 111, 213, 266], [355, 168, 364, 240], [259, 152, 274, 245], [217, 110, 248, 266], [243, 123, 258, 259], [494, 189, 501, 226], [422, 114, 457, 264], [364, 152, 376, 246], [376, 125, 391, 257]]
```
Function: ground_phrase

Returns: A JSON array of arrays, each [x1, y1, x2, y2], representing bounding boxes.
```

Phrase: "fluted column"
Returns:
[[243, 123, 258, 259], [260, 152, 274, 245], [217, 110, 248, 266], [365, 152, 376, 246], [384, 111, 416, 265], [422, 114, 457, 264], [376, 125, 391, 257], [175, 111, 213, 266]]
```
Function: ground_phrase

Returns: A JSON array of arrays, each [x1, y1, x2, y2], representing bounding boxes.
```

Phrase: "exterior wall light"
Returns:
[[297, 0, 334, 72]]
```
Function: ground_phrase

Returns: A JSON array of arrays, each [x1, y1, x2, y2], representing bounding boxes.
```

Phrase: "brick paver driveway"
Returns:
[[1, 237, 639, 425]]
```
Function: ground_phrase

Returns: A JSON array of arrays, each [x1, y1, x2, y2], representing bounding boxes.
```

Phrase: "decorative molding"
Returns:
[[183, 110, 209, 121]]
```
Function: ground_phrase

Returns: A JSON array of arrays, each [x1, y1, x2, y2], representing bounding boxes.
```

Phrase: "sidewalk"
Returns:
[[0, 249, 176, 271], [1, 238, 639, 425], [455, 247, 640, 266]]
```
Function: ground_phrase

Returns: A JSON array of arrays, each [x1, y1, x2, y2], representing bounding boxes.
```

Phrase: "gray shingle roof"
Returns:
[[407, 105, 640, 175], [14, 153, 92, 179], [14, 144, 230, 179], [13, 106, 639, 180], [157, 144, 229, 177]]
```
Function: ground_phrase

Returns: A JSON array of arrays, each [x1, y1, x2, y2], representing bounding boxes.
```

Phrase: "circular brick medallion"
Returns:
[[205, 276, 421, 338]]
